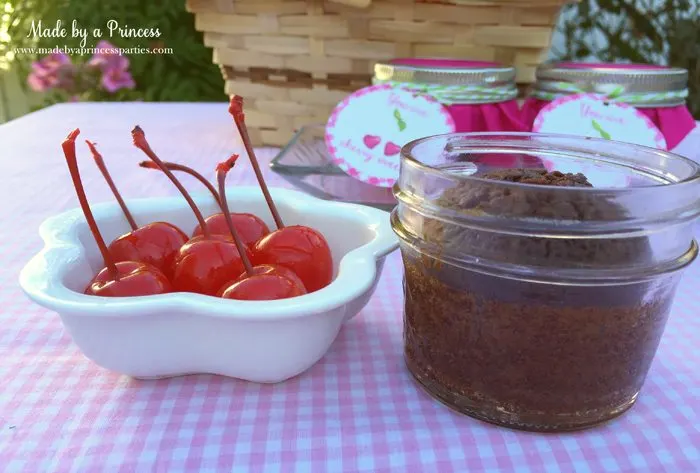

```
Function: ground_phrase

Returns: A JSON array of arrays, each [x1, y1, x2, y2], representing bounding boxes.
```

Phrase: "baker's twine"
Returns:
[[531, 82, 689, 104], [372, 79, 518, 105]]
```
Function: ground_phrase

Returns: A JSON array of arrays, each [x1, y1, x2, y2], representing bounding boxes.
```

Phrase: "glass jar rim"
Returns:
[[394, 132, 700, 283], [400, 132, 700, 191]]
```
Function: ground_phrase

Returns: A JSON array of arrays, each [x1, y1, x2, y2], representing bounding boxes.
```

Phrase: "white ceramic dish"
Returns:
[[19, 187, 398, 383]]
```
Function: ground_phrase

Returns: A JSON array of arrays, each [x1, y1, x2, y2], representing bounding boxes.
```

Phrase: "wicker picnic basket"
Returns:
[[186, 0, 571, 146]]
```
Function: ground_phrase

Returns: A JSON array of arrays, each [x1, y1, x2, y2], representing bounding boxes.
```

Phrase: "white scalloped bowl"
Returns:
[[19, 187, 398, 383]]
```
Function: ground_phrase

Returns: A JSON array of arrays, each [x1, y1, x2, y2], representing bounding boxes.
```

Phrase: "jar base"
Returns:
[[405, 354, 639, 432]]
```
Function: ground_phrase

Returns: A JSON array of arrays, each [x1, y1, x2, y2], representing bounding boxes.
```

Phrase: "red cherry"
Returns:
[[252, 226, 332, 293], [245, 264, 306, 290], [214, 155, 307, 300], [228, 96, 285, 229], [192, 212, 269, 246], [216, 263, 306, 297], [86, 140, 188, 278], [62, 129, 170, 297], [228, 96, 334, 294], [220, 274, 305, 300], [132, 126, 248, 296], [87, 261, 171, 297], [172, 234, 249, 295], [108, 222, 187, 279], [138, 160, 271, 246]]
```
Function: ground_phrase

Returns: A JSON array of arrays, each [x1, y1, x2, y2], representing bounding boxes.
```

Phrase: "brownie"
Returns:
[[478, 168, 592, 186], [402, 169, 677, 431]]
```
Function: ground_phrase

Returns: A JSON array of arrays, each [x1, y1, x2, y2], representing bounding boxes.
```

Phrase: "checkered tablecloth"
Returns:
[[1, 103, 698, 473]]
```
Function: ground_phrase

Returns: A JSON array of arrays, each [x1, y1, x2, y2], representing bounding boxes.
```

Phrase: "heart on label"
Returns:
[[384, 142, 401, 156], [363, 134, 381, 149], [325, 84, 455, 188]]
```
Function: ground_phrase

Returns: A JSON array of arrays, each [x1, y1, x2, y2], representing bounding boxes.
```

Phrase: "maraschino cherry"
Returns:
[[229, 95, 333, 292], [61, 129, 171, 297], [214, 155, 306, 300], [86, 140, 188, 279], [138, 160, 269, 246], [131, 126, 250, 296]]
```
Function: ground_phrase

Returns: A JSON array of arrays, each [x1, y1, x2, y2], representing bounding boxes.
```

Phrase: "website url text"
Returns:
[[13, 46, 174, 56]]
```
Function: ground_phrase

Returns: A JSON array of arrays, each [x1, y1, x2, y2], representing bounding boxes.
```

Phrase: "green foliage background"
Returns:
[[3, 0, 225, 103], [555, 0, 700, 119], [2, 0, 698, 120]]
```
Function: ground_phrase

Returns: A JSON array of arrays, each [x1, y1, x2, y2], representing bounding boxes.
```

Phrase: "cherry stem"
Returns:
[[228, 95, 285, 229], [139, 161, 221, 207], [216, 155, 253, 275], [131, 126, 211, 239], [86, 140, 138, 231], [62, 129, 119, 281]]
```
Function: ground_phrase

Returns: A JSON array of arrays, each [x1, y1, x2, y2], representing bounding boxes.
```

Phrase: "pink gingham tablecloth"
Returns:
[[1, 103, 699, 473]]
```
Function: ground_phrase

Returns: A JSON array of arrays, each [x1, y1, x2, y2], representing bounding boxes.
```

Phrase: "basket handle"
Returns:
[[328, 0, 372, 7]]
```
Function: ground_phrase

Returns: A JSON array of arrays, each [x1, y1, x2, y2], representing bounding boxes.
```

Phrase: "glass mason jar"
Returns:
[[391, 133, 700, 431], [374, 59, 543, 170], [522, 62, 696, 150], [373, 58, 525, 133]]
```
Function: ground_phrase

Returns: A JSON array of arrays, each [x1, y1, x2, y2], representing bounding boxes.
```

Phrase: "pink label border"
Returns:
[[325, 83, 456, 187], [533, 93, 667, 150]]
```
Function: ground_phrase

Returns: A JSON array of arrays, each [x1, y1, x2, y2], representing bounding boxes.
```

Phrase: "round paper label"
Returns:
[[533, 94, 667, 150], [325, 84, 456, 187]]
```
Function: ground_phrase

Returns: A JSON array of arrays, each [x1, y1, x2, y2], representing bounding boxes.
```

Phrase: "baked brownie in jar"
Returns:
[[391, 132, 700, 431]]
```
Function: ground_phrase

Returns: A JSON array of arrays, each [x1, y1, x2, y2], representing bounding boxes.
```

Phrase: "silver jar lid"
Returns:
[[373, 59, 518, 104], [532, 63, 689, 107]]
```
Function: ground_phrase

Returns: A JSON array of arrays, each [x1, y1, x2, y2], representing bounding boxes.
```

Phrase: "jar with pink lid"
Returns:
[[522, 62, 696, 150], [373, 58, 543, 169], [373, 58, 527, 133]]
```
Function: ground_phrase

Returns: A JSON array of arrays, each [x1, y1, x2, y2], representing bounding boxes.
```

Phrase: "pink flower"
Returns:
[[87, 40, 135, 93], [101, 67, 136, 93], [88, 40, 129, 71], [27, 53, 74, 92], [31, 52, 72, 74], [27, 72, 54, 92]]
